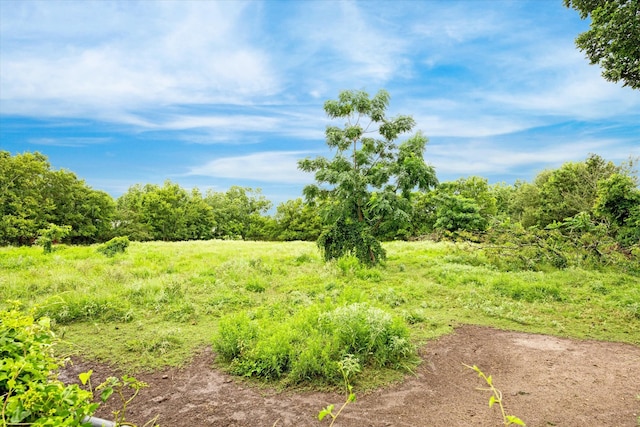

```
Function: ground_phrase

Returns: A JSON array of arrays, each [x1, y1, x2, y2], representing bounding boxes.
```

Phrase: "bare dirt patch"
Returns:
[[61, 325, 640, 426]]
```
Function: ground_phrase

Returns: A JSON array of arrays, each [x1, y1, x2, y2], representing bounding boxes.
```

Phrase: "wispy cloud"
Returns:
[[187, 151, 315, 184], [429, 136, 637, 179], [0, 1, 280, 119], [480, 46, 640, 119], [28, 137, 111, 147], [274, 1, 410, 98]]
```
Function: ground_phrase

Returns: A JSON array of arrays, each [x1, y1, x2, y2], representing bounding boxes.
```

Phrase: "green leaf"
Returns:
[[79, 370, 93, 385], [100, 387, 114, 402], [318, 404, 334, 421], [506, 415, 526, 425], [488, 395, 496, 408]]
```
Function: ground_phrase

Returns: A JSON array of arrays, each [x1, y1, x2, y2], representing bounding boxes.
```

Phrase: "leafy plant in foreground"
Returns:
[[1, 303, 156, 427], [464, 364, 525, 426], [94, 373, 156, 427], [1, 303, 98, 426], [318, 354, 360, 426]]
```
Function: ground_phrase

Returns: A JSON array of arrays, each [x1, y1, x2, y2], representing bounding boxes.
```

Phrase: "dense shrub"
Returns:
[[319, 303, 414, 366], [97, 236, 130, 257], [478, 217, 639, 272], [212, 302, 415, 386]]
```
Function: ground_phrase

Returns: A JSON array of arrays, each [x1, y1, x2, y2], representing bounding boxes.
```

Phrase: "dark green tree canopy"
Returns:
[[409, 176, 497, 236], [565, 0, 640, 89], [299, 89, 437, 264], [204, 186, 272, 240], [115, 181, 216, 242], [272, 198, 323, 241], [0, 151, 116, 245]]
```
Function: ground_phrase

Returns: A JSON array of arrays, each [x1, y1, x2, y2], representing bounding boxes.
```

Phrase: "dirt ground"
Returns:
[[60, 325, 640, 427]]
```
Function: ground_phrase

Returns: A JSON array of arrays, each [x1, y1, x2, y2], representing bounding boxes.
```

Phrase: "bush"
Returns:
[[214, 312, 258, 361], [97, 236, 130, 257], [36, 224, 72, 254], [212, 302, 415, 386], [319, 303, 414, 367]]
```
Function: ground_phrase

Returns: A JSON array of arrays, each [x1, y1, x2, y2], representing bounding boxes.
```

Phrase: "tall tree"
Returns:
[[431, 177, 497, 233], [409, 177, 498, 236], [536, 154, 618, 226], [115, 181, 215, 241], [272, 198, 323, 241], [0, 151, 115, 245], [204, 186, 272, 240], [43, 169, 116, 243], [593, 173, 640, 246], [299, 89, 437, 264], [565, 0, 640, 89], [183, 188, 217, 240], [114, 184, 154, 241], [0, 151, 53, 244]]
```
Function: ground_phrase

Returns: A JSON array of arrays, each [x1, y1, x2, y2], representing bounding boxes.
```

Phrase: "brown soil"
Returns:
[[60, 325, 640, 427]]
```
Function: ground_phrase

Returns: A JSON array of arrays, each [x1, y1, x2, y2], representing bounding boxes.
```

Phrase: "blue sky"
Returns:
[[1, 0, 638, 207]]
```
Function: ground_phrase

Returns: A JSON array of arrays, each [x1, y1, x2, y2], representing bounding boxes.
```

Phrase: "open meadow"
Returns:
[[2, 240, 640, 426]]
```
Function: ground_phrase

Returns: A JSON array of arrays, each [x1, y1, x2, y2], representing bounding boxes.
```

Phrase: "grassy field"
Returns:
[[1, 240, 639, 383]]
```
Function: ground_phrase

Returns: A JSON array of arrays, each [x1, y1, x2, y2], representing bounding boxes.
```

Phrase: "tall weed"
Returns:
[[35, 294, 133, 324]]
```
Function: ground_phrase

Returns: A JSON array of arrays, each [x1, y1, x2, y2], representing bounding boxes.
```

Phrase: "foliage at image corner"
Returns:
[[0, 303, 99, 426], [0, 303, 154, 427], [564, 0, 640, 90]]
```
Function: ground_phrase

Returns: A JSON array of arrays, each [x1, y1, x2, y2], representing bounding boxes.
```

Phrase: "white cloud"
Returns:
[[481, 47, 640, 119], [410, 3, 503, 44], [429, 138, 635, 179], [187, 151, 315, 184], [413, 111, 535, 138], [132, 108, 327, 143], [278, 1, 409, 92], [0, 1, 280, 118], [157, 115, 281, 133]]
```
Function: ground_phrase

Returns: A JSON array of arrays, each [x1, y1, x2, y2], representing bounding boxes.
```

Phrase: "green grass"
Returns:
[[1, 239, 639, 387]]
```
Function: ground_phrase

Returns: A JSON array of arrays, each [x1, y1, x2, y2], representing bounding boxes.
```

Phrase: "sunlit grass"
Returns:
[[1, 239, 638, 380]]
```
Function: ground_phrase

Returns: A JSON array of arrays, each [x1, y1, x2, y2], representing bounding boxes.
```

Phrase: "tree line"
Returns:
[[2, 149, 638, 255], [0, 150, 320, 245]]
